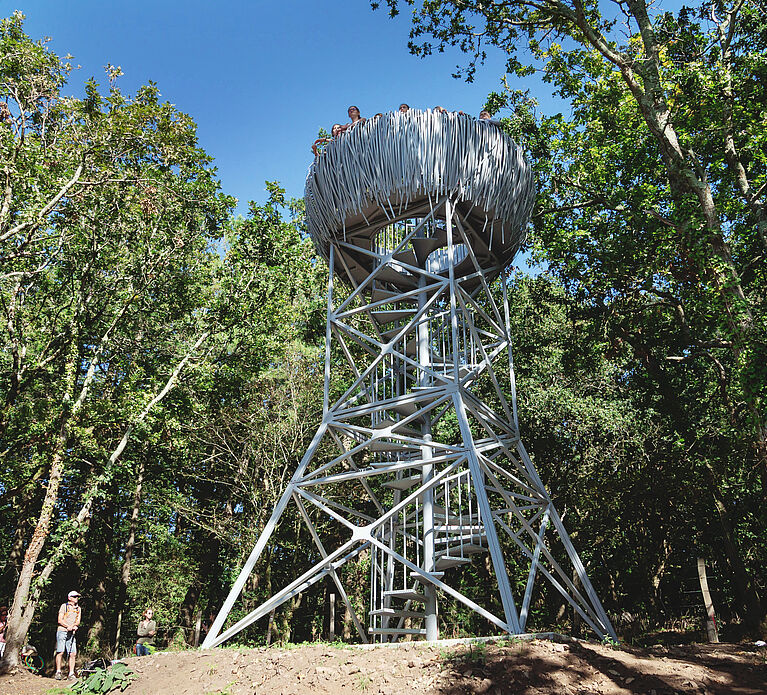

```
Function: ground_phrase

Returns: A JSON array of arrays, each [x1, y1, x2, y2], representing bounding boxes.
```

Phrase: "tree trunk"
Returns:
[[278, 593, 302, 644], [84, 492, 116, 655], [0, 340, 79, 672], [649, 538, 671, 618], [704, 461, 762, 630], [620, 1, 767, 497], [114, 458, 145, 653], [2, 485, 39, 590], [177, 533, 221, 645], [86, 574, 109, 655], [266, 609, 276, 646], [264, 549, 274, 645]]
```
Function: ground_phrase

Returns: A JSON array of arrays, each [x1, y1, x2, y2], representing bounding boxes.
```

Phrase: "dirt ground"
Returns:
[[1, 637, 766, 695]]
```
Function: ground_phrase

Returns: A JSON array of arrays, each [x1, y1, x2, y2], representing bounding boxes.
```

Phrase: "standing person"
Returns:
[[340, 105, 366, 133], [0, 605, 8, 658], [54, 591, 81, 680], [479, 110, 500, 122], [348, 105, 365, 127], [135, 609, 157, 656], [399, 103, 410, 113], [311, 124, 344, 156]]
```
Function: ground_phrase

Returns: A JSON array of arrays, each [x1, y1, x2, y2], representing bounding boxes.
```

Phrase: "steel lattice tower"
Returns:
[[203, 110, 616, 647]]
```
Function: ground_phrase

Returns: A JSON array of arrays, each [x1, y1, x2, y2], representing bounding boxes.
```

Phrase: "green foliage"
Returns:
[[70, 662, 135, 694], [439, 641, 488, 666], [4, 0, 767, 658], [0, 11, 326, 657], [375, 0, 767, 637]]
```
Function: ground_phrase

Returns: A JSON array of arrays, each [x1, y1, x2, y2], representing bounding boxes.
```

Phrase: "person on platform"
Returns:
[[399, 103, 410, 113], [339, 105, 365, 134], [135, 609, 157, 656], [479, 110, 502, 127], [311, 123, 344, 155], [54, 591, 81, 680]]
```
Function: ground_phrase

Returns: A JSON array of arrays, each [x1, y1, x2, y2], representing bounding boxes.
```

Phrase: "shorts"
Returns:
[[55, 630, 77, 654]]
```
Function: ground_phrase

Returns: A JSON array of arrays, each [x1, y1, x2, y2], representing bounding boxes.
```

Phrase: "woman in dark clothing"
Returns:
[[135, 609, 156, 656]]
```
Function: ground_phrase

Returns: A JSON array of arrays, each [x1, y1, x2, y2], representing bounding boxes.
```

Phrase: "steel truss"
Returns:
[[203, 197, 616, 648]]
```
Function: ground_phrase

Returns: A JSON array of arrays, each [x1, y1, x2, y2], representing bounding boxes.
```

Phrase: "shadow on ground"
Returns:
[[436, 639, 767, 695]]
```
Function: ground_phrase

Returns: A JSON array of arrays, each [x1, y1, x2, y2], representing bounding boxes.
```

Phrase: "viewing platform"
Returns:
[[304, 109, 535, 287]]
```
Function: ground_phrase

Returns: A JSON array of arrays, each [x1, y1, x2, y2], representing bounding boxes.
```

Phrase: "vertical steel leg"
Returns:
[[453, 391, 521, 633], [417, 223, 438, 641]]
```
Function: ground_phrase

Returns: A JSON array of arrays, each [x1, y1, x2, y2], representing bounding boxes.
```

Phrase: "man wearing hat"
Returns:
[[54, 590, 81, 680]]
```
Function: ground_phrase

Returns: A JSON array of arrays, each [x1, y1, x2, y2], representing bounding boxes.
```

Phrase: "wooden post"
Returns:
[[697, 558, 719, 643], [266, 608, 275, 645], [193, 610, 202, 648], [329, 593, 336, 641]]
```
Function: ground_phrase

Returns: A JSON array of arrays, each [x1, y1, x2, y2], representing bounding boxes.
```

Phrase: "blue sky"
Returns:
[[17, 1, 552, 215]]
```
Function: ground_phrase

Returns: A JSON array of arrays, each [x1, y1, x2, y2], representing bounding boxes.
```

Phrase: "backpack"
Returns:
[[59, 603, 81, 629]]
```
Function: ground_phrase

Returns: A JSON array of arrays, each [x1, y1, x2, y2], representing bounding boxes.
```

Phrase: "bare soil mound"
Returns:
[[2, 638, 765, 695]]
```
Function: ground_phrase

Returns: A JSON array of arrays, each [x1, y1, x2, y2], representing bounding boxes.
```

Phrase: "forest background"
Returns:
[[1, 0, 766, 669]]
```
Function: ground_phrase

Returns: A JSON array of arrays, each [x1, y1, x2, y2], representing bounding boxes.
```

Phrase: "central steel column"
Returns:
[[417, 224, 438, 641]]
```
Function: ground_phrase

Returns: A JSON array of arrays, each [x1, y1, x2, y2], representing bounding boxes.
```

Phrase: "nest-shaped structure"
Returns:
[[304, 109, 535, 283]]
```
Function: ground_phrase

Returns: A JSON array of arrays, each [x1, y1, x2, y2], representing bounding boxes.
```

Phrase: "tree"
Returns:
[[0, 12, 233, 668]]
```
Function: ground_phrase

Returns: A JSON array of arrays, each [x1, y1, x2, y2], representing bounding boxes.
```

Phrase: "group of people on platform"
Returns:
[[311, 103, 500, 155]]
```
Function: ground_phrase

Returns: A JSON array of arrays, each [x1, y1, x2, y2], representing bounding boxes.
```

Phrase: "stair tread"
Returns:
[[383, 590, 425, 602], [391, 401, 426, 421], [372, 418, 421, 436], [380, 325, 415, 340], [369, 608, 426, 618], [371, 309, 417, 323], [436, 543, 487, 557], [383, 475, 423, 490], [412, 231, 448, 265], [392, 249, 418, 267], [375, 265, 419, 289], [410, 569, 445, 580], [435, 536, 487, 545], [371, 288, 415, 303], [435, 555, 472, 569]]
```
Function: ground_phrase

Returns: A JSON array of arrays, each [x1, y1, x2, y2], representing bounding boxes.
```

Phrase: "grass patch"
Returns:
[[439, 640, 488, 666]]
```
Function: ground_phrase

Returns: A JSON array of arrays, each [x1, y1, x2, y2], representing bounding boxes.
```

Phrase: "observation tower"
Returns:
[[203, 109, 616, 647]]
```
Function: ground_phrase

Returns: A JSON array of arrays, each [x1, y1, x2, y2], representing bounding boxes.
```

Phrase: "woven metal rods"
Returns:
[[304, 109, 536, 266]]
